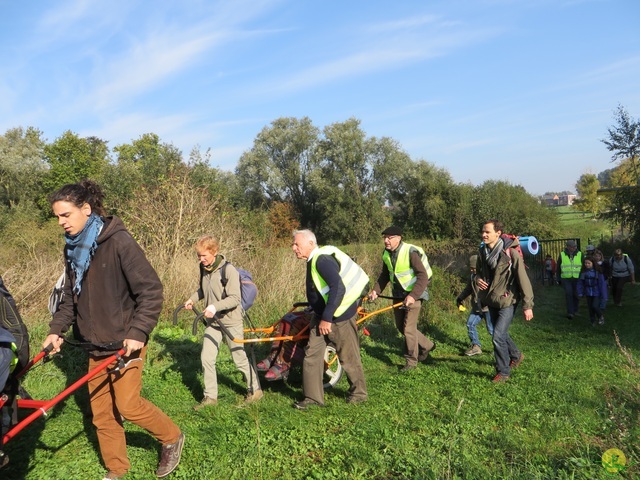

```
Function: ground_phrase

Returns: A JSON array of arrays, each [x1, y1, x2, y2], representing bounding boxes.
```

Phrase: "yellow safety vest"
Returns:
[[1, 340, 18, 373], [383, 243, 432, 292], [560, 251, 582, 279], [310, 246, 370, 317], [10, 341, 18, 372]]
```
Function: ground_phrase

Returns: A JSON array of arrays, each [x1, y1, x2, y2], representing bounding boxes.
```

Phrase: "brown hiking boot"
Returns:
[[245, 389, 264, 404], [492, 373, 510, 383], [465, 344, 482, 356], [156, 433, 185, 478], [193, 397, 217, 411], [509, 353, 524, 369]]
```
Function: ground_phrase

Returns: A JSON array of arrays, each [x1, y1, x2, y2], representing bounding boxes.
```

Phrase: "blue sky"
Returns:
[[1, 0, 639, 195]]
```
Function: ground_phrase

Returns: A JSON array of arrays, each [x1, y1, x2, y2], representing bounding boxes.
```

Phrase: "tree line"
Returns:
[[573, 105, 640, 243], [0, 117, 559, 248]]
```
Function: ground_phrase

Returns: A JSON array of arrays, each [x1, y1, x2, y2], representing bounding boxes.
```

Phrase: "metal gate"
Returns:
[[528, 238, 581, 285]]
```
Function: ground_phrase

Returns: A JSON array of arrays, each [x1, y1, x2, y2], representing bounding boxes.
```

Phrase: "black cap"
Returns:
[[382, 226, 403, 236]]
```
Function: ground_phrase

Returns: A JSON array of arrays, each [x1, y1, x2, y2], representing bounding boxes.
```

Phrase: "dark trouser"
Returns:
[[562, 278, 580, 315], [611, 276, 629, 305], [586, 296, 603, 324], [488, 305, 521, 376], [545, 270, 555, 285], [393, 300, 434, 366], [302, 315, 367, 405]]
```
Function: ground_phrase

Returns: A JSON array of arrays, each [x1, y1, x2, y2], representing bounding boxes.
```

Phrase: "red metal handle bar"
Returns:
[[14, 344, 54, 380], [3, 348, 126, 445]]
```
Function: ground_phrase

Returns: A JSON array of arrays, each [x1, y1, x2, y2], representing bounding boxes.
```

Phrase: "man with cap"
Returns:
[[368, 226, 435, 371], [557, 239, 582, 319], [456, 254, 494, 356]]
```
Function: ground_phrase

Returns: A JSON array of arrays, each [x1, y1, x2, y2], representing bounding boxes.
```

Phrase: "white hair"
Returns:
[[293, 229, 317, 245]]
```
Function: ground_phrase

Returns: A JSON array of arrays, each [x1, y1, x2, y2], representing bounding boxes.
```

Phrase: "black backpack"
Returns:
[[0, 276, 28, 373]]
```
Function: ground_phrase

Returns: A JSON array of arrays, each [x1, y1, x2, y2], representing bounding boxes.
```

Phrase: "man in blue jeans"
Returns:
[[476, 220, 534, 383], [456, 255, 494, 356]]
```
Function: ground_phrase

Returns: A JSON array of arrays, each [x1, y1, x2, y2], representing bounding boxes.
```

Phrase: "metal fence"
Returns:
[[527, 238, 581, 285]]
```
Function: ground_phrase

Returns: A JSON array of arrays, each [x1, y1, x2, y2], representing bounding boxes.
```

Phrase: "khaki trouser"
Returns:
[[201, 322, 260, 399], [302, 315, 367, 405], [393, 300, 434, 366], [88, 346, 181, 475]]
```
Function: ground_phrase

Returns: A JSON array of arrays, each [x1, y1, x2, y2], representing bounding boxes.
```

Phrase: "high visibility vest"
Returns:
[[9, 341, 18, 372], [310, 246, 370, 317], [383, 243, 433, 292], [0, 340, 18, 373], [560, 251, 582, 279]]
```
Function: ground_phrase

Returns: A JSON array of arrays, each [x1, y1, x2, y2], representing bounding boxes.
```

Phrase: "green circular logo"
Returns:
[[602, 448, 626, 473]]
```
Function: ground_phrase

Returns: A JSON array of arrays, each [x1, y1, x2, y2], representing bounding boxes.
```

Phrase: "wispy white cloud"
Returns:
[[36, 2, 287, 117], [365, 15, 442, 33], [78, 111, 196, 147], [264, 19, 500, 95], [580, 55, 640, 83], [87, 30, 226, 111]]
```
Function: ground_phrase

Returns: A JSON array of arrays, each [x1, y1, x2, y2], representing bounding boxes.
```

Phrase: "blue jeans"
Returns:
[[467, 311, 494, 347], [586, 296, 603, 324], [488, 305, 521, 376]]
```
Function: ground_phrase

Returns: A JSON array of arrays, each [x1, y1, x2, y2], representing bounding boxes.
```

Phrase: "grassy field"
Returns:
[[554, 206, 615, 247], [3, 278, 639, 479]]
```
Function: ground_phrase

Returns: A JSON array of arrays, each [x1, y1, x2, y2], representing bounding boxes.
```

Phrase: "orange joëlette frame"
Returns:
[[229, 298, 403, 345]]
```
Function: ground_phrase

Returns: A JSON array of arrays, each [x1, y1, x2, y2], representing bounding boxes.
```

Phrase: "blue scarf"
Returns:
[[65, 213, 104, 295]]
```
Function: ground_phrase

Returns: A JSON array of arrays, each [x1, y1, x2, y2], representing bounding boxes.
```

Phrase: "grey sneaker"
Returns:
[[598, 316, 605, 325], [156, 433, 185, 478], [465, 344, 482, 356]]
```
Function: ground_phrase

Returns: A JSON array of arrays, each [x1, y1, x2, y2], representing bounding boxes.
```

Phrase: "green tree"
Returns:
[[0, 127, 47, 208], [607, 158, 639, 187], [313, 118, 404, 243], [388, 160, 462, 240], [105, 133, 183, 214], [470, 180, 558, 239], [600, 105, 640, 241], [236, 117, 321, 224], [188, 145, 238, 203], [573, 173, 601, 216], [602, 105, 639, 184], [41, 131, 110, 210]]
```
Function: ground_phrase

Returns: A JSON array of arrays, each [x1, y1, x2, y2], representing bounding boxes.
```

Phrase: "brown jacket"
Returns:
[[49, 216, 163, 354], [476, 238, 534, 310]]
